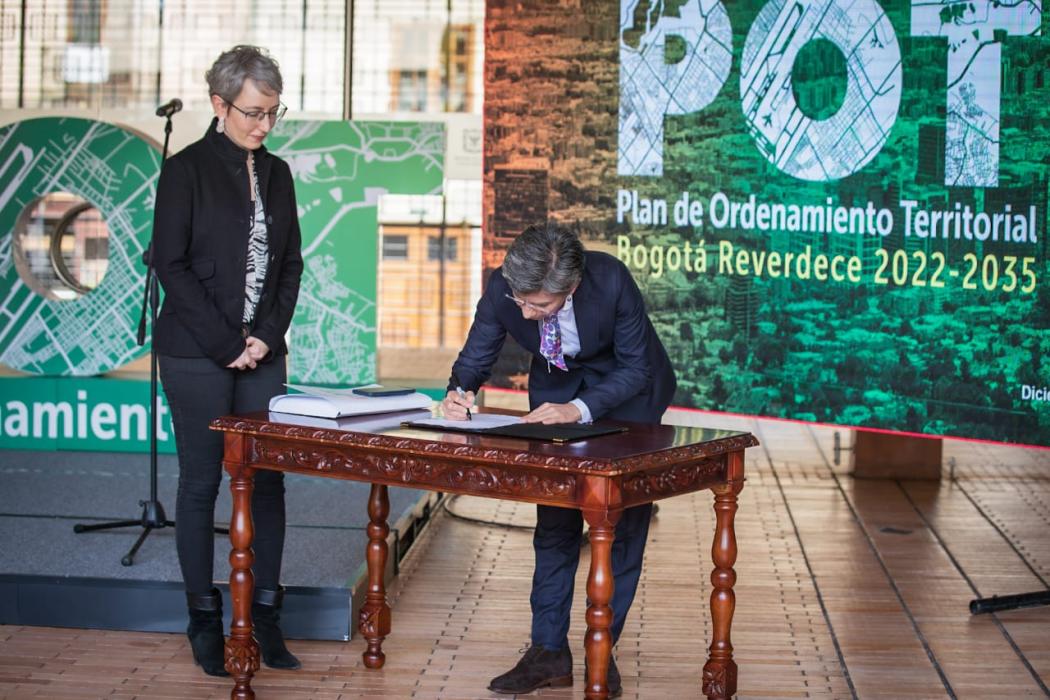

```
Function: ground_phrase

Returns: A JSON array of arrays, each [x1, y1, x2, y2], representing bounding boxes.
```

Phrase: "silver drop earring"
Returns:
[[216, 116, 225, 134]]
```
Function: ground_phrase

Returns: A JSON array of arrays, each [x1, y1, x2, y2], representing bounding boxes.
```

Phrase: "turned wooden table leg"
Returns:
[[360, 483, 392, 668], [225, 463, 260, 700], [703, 479, 743, 699], [583, 509, 621, 700]]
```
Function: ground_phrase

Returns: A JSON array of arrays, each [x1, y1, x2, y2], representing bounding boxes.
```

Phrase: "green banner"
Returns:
[[0, 376, 175, 453], [484, 0, 1050, 446]]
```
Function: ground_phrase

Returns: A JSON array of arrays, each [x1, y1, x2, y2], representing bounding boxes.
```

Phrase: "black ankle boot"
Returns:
[[186, 588, 229, 677], [252, 586, 301, 670]]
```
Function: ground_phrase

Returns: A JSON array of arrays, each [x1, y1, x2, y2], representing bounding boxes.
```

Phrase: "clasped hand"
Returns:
[[441, 391, 581, 424], [226, 336, 270, 370]]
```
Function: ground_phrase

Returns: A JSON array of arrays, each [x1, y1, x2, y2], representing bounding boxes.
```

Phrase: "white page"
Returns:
[[284, 383, 368, 400], [410, 413, 522, 429]]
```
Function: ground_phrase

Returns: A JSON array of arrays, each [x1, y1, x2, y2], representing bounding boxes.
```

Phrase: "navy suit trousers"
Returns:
[[529, 502, 653, 650]]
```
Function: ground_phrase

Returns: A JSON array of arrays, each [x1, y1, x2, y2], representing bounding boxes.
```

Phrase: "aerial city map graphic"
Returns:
[[619, 0, 732, 176], [739, 0, 902, 181], [911, 0, 1041, 187], [0, 117, 159, 376], [267, 120, 444, 384]]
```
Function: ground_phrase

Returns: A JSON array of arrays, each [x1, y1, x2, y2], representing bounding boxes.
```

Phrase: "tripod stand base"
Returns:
[[74, 499, 175, 566], [122, 524, 173, 566], [74, 499, 228, 566], [73, 519, 144, 533], [970, 590, 1050, 614]]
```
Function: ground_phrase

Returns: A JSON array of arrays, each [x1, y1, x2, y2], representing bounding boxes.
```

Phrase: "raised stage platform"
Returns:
[[0, 448, 438, 641]]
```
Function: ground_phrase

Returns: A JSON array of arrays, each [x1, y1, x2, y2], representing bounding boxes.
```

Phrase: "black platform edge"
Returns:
[[0, 575, 350, 640], [0, 491, 445, 642]]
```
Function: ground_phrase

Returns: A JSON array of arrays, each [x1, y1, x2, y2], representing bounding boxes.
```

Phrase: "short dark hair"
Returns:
[[501, 222, 585, 295]]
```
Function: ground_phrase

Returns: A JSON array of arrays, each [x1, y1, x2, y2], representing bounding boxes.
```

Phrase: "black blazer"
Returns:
[[152, 120, 303, 366], [450, 252, 676, 423]]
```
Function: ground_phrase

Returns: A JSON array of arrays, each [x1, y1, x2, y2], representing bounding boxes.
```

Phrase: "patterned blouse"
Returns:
[[243, 158, 269, 325]]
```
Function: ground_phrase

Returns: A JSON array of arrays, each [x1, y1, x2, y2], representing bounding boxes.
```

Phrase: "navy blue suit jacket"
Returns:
[[449, 252, 676, 424]]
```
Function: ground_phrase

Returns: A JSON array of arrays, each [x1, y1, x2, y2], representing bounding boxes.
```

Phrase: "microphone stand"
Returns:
[[74, 105, 227, 566]]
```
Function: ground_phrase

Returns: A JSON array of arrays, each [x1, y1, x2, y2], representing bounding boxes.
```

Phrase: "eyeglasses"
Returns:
[[226, 100, 287, 125], [504, 293, 567, 315]]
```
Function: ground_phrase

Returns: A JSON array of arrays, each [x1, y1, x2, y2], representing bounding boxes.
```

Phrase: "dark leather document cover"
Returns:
[[402, 420, 626, 443]]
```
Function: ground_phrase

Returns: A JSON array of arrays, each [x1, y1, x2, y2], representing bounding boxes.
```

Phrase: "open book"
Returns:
[[268, 384, 433, 419]]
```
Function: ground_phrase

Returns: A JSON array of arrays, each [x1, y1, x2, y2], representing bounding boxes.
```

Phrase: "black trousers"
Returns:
[[159, 354, 287, 595]]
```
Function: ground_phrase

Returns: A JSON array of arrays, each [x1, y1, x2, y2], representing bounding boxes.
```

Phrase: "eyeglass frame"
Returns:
[[503, 292, 570, 315], [225, 100, 287, 125]]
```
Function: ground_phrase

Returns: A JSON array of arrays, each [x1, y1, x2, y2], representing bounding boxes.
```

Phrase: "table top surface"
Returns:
[[213, 409, 759, 476]]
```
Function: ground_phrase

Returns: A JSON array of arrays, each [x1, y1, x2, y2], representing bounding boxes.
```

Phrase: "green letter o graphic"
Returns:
[[0, 117, 160, 376]]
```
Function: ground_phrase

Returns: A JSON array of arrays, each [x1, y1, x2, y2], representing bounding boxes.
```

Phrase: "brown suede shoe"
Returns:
[[488, 645, 573, 694], [584, 655, 623, 698]]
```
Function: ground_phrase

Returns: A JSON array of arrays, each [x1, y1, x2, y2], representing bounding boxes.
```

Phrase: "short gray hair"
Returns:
[[502, 222, 585, 295], [205, 45, 283, 102]]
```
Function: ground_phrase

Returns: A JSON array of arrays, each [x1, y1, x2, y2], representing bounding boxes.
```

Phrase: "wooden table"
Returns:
[[213, 410, 758, 700]]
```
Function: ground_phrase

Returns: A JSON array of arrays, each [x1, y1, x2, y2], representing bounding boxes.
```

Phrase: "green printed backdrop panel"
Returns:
[[0, 117, 442, 452], [0, 117, 159, 376], [266, 120, 445, 385], [484, 0, 1050, 446], [0, 376, 175, 453]]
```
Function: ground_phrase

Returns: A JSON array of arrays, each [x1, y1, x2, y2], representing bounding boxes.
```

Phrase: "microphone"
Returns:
[[155, 98, 183, 118]]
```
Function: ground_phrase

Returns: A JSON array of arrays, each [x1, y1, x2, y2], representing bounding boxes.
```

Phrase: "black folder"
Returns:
[[402, 420, 626, 443]]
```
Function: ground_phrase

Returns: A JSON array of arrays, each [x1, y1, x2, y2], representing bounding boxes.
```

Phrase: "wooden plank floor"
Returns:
[[1, 415, 1048, 699]]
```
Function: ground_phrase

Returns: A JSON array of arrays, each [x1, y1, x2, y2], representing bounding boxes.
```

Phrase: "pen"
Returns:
[[454, 383, 472, 421]]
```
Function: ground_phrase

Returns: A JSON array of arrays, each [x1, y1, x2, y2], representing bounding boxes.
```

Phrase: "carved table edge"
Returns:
[[249, 439, 582, 502], [211, 416, 759, 475]]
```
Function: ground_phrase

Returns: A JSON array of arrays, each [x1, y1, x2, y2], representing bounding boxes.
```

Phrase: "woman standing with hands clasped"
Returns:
[[152, 45, 303, 677]]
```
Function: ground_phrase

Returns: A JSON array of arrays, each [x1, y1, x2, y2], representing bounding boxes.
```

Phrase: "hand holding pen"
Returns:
[[443, 375, 475, 421], [456, 386, 473, 421]]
